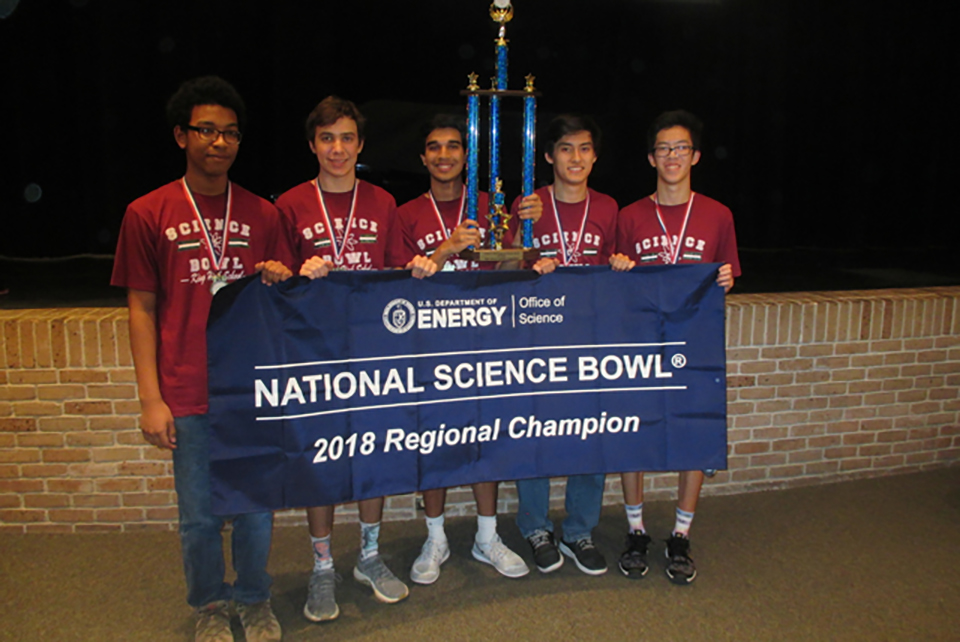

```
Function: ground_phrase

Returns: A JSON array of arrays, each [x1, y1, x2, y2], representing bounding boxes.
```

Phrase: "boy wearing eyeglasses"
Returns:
[[273, 96, 435, 624], [111, 75, 290, 641], [609, 109, 740, 585]]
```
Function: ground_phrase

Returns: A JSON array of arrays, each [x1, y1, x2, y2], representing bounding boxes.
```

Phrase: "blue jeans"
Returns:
[[172, 414, 274, 608], [515, 474, 606, 542]]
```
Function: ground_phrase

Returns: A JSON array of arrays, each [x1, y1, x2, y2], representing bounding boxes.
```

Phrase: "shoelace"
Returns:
[[485, 538, 510, 562], [311, 569, 340, 588], [362, 556, 395, 581], [197, 602, 231, 634], [529, 531, 552, 550], [574, 537, 597, 551], [239, 601, 276, 630], [422, 539, 447, 562], [306, 570, 339, 615]]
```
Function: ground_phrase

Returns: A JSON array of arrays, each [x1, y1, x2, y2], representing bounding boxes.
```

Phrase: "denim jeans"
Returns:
[[172, 414, 273, 608], [515, 474, 606, 542]]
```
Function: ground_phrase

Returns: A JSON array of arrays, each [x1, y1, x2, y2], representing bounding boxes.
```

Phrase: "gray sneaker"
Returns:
[[303, 567, 340, 622], [195, 600, 233, 642], [354, 554, 410, 603], [236, 599, 281, 642]]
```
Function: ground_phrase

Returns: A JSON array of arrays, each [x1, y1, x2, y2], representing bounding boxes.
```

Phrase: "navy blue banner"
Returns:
[[207, 265, 727, 515]]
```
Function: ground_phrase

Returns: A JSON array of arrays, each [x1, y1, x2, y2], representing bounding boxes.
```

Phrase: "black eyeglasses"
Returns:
[[652, 144, 694, 158], [183, 124, 243, 145]]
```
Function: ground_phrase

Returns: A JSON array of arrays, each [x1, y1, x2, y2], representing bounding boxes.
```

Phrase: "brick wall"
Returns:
[[2, 287, 958, 533]]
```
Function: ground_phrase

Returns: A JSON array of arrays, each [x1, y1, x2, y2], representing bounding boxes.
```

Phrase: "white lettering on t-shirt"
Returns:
[[535, 230, 600, 250], [635, 235, 707, 256]]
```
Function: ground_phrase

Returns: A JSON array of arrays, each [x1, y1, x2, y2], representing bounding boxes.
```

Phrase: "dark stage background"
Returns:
[[1, 0, 956, 303]]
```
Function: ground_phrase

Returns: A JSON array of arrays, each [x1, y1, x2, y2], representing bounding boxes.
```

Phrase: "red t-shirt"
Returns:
[[276, 179, 406, 271], [395, 191, 493, 271], [616, 193, 741, 276], [111, 179, 292, 417], [508, 186, 618, 266]]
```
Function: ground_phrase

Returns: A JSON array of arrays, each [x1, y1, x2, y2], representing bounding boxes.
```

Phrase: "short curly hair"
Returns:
[[165, 76, 247, 131]]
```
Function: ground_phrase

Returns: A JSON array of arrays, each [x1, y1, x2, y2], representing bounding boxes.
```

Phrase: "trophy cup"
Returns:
[[460, 0, 540, 263]]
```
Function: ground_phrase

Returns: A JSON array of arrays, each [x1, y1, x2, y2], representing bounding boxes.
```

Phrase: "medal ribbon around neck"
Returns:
[[427, 186, 466, 240], [653, 192, 695, 265], [549, 186, 591, 266], [181, 178, 232, 270], [314, 179, 359, 264]]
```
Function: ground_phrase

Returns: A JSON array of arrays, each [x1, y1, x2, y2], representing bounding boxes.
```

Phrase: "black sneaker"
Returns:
[[559, 536, 607, 576], [618, 530, 652, 579], [526, 529, 563, 573], [664, 533, 697, 584]]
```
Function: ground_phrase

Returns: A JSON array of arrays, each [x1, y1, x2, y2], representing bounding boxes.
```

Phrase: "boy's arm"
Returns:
[[254, 203, 296, 284], [128, 288, 177, 450]]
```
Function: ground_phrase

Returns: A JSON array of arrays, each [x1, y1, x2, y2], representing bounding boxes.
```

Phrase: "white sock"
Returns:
[[476, 514, 497, 546], [426, 514, 447, 543], [673, 508, 694, 537], [625, 502, 645, 533]]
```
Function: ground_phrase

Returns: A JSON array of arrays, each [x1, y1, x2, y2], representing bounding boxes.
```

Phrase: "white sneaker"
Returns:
[[410, 537, 450, 585], [472, 534, 530, 578]]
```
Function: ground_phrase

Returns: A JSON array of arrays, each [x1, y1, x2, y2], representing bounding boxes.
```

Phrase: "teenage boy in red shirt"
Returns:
[[610, 109, 739, 585], [509, 114, 618, 577], [274, 96, 435, 623], [112, 76, 290, 642], [394, 114, 532, 584]]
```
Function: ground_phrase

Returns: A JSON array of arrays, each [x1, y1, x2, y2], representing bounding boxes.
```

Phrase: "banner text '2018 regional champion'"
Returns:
[[206, 265, 727, 515]]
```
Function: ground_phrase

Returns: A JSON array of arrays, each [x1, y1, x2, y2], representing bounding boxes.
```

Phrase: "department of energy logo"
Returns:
[[382, 298, 416, 334]]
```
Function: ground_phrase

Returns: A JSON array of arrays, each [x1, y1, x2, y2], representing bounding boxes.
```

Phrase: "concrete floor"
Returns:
[[2, 467, 959, 641]]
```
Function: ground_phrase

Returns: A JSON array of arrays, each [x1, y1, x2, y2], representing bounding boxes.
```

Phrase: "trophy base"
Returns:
[[460, 248, 541, 263]]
